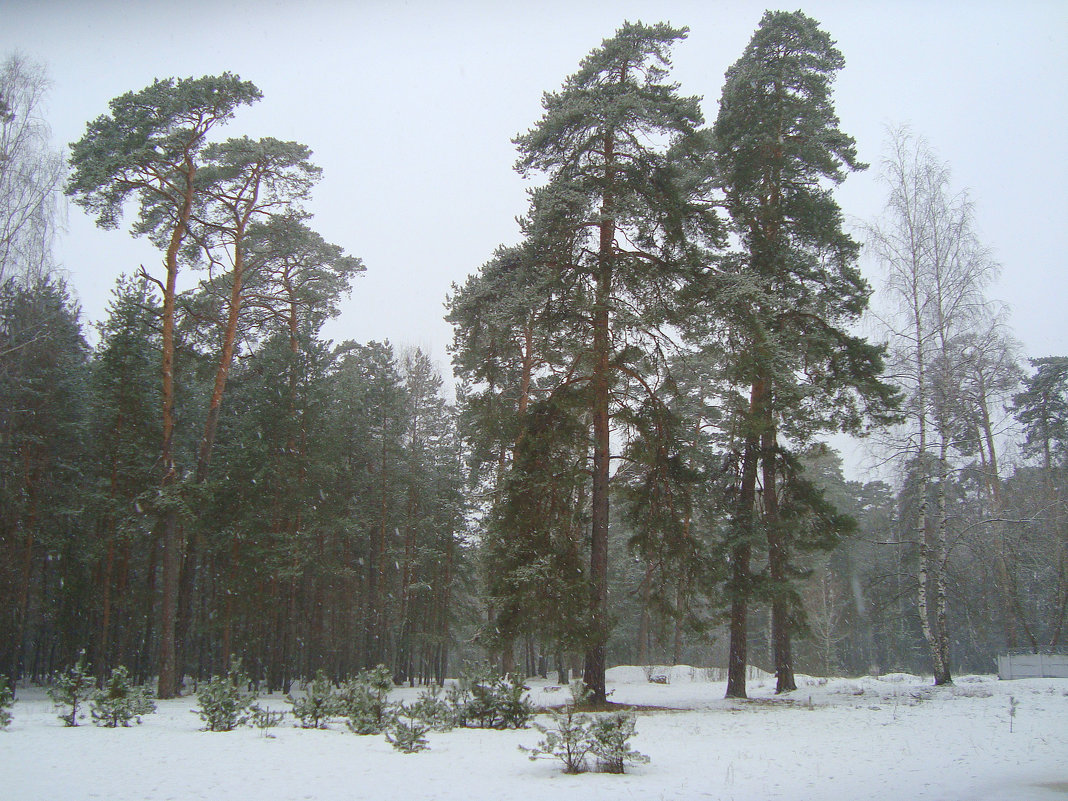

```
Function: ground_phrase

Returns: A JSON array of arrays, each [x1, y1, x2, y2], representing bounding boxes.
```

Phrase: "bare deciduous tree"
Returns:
[[870, 126, 1000, 685], [0, 53, 65, 286]]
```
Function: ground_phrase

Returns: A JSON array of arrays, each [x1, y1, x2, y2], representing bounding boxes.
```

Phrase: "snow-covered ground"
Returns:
[[4, 667, 1065, 801]]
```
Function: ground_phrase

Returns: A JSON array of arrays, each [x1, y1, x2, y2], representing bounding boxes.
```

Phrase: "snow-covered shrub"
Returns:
[[338, 665, 394, 735], [48, 651, 93, 726], [287, 670, 339, 729], [385, 702, 430, 753], [450, 662, 533, 729], [522, 684, 594, 773], [91, 665, 156, 727], [587, 710, 649, 773], [411, 683, 453, 731], [194, 659, 257, 732], [0, 675, 13, 729]]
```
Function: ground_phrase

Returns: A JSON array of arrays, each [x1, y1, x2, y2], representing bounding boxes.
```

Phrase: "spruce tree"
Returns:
[[1013, 357, 1068, 472], [0, 280, 90, 681], [447, 242, 576, 672], [88, 276, 163, 680], [332, 343, 409, 670]]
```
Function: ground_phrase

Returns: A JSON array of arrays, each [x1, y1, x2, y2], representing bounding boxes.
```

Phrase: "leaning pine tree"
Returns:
[[709, 11, 898, 697]]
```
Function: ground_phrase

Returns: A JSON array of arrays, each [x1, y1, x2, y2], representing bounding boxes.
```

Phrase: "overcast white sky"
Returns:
[[3, 0, 1066, 388]]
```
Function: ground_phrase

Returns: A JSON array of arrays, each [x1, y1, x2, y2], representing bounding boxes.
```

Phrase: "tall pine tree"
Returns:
[[710, 11, 896, 695], [67, 74, 261, 697], [510, 21, 720, 702]]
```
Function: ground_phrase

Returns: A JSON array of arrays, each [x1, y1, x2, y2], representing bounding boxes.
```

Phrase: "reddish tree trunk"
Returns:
[[157, 154, 197, 699]]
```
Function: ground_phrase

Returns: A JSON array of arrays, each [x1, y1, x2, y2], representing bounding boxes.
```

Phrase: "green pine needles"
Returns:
[[523, 685, 595, 774], [587, 711, 650, 774], [410, 683, 454, 732], [48, 654, 156, 728], [250, 704, 287, 736]]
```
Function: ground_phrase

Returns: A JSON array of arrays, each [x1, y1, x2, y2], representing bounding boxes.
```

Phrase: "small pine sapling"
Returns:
[[338, 664, 395, 735], [91, 665, 157, 727], [48, 651, 94, 727], [250, 704, 286, 737], [452, 662, 534, 729], [0, 676, 13, 730], [445, 682, 472, 728], [495, 673, 535, 729], [411, 683, 454, 731], [452, 661, 496, 727], [587, 710, 649, 774], [194, 658, 257, 732], [522, 682, 594, 774], [1009, 695, 1019, 733], [287, 670, 340, 729], [385, 702, 431, 753]]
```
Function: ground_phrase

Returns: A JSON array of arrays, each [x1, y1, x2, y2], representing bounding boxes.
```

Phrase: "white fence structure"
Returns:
[[997, 653, 1068, 680]]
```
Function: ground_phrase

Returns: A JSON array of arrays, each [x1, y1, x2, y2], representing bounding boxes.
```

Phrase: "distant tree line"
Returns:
[[1, 14, 1065, 702]]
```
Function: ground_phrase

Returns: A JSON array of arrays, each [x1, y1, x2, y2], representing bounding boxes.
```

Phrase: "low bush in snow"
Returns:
[[250, 704, 286, 736], [410, 683, 454, 732], [587, 710, 649, 773], [522, 684, 595, 773]]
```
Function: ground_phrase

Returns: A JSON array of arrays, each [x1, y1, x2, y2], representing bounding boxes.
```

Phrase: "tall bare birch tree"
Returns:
[[870, 127, 999, 685]]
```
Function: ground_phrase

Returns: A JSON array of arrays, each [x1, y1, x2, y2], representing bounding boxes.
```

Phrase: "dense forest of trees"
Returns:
[[1, 14, 1065, 701]]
